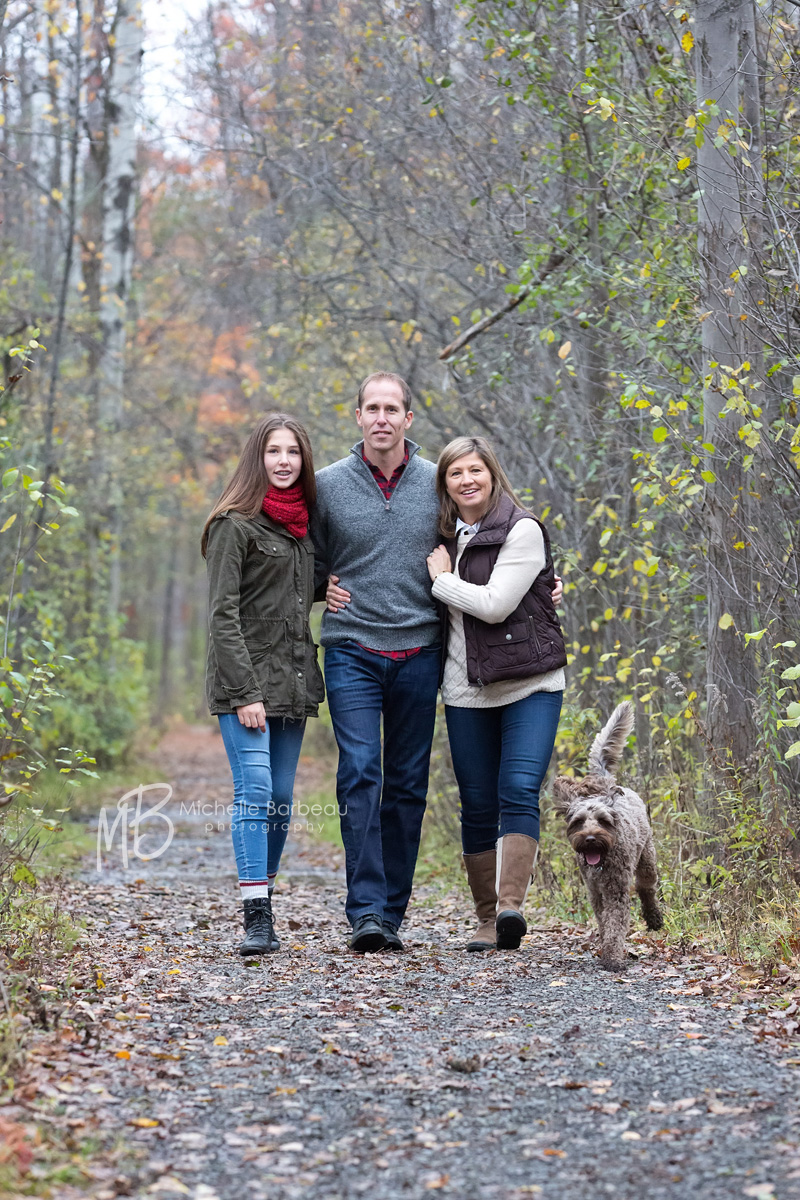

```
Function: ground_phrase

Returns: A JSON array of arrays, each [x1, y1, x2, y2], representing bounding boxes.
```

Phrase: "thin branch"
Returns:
[[439, 250, 566, 360]]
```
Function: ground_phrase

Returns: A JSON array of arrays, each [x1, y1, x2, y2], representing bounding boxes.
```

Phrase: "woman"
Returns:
[[426, 437, 566, 952], [201, 414, 324, 957]]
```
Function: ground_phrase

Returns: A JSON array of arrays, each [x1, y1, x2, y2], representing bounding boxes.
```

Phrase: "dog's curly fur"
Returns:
[[552, 701, 663, 970]]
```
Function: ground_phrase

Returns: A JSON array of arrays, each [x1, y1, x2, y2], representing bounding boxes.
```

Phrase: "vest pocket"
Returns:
[[528, 615, 542, 658], [481, 620, 536, 676], [484, 622, 529, 646]]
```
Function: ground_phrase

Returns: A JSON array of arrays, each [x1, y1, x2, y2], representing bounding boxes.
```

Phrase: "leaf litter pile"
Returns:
[[3, 727, 800, 1200]]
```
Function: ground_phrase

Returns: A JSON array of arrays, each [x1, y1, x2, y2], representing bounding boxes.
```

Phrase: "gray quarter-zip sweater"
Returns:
[[312, 440, 441, 650]]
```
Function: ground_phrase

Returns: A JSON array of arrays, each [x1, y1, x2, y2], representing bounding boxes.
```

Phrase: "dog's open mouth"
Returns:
[[583, 850, 603, 868]]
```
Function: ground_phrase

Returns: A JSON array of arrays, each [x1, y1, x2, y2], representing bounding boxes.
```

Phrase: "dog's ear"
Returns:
[[551, 776, 575, 815]]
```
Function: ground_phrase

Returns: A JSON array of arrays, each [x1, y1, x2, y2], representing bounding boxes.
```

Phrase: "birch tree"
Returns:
[[97, 0, 142, 616]]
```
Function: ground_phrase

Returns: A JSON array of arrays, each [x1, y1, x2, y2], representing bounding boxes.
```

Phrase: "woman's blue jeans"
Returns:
[[218, 714, 306, 884], [444, 690, 563, 854]]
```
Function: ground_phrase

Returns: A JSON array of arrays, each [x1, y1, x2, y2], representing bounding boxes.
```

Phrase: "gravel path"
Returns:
[[5, 727, 800, 1200]]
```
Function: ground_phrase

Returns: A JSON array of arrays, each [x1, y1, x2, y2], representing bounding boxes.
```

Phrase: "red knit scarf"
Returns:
[[262, 483, 308, 539]]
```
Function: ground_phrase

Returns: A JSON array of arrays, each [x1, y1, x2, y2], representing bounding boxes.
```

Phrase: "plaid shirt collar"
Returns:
[[361, 441, 410, 501]]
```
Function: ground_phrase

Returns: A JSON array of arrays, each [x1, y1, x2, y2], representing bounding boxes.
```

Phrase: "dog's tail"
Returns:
[[588, 701, 634, 778]]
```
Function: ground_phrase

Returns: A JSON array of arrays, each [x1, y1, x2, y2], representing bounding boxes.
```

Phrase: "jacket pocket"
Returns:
[[254, 537, 289, 559], [306, 641, 325, 705]]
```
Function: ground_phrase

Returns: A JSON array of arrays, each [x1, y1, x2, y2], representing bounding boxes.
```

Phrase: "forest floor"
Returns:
[[3, 725, 800, 1200]]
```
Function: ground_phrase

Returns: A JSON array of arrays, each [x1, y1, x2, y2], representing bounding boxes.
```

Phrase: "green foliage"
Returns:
[[42, 635, 150, 768]]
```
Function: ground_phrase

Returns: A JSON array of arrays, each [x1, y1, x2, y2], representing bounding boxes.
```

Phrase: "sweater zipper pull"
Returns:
[[385, 501, 390, 511]]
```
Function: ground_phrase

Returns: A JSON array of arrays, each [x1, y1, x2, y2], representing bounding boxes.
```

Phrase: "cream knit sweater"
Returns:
[[431, 519, 566, 708]]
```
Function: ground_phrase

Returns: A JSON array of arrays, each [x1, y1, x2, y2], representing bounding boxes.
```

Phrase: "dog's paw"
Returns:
[[645, 912, 664, 932], [599, 956, 627, 972]]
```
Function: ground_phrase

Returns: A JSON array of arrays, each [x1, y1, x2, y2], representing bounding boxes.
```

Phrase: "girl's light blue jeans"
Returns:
[[218, 714, 306, 885]]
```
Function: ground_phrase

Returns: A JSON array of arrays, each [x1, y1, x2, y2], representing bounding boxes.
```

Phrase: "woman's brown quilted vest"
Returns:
[[441, 494, 567, 688]]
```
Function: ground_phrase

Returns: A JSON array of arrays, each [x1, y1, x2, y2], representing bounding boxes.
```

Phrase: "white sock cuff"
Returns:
[[239, 880, 271, 900]]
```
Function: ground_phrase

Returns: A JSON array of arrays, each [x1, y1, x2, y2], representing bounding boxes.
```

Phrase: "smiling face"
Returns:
[[444, 452, 494, 523], [263, 428, 303, 489], [356, 378, 413, 458]]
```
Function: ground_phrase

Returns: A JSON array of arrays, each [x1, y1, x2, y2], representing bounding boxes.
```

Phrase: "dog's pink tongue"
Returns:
[[585, 851, 602, 866]]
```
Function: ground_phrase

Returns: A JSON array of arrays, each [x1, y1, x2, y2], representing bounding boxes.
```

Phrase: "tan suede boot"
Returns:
[[495, 833, 539, 950], [463, 850, 497, 952]]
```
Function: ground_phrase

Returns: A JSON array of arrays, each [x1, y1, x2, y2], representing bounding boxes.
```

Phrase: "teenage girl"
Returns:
[[201, 414, 324, 955]]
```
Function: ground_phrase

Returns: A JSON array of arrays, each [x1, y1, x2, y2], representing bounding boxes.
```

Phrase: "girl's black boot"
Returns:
[[268, 886, 280, 952], [239, 896, 276, 956]]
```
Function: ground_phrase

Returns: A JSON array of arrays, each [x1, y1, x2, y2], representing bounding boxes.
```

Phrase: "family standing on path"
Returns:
[[202, 372, 567, 958]]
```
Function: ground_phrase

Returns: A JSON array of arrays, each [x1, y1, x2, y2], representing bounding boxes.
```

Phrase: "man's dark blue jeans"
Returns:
[[445, 690, 563, 854], [324, 641, 441, 927]]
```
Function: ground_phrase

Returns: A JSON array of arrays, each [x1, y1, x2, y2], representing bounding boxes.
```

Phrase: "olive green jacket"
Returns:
[[205, 510, 324, 719]]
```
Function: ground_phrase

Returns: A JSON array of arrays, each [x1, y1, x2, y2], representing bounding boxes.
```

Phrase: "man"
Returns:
[[313, 372, 562, 953], [312, 372, 441, 952]]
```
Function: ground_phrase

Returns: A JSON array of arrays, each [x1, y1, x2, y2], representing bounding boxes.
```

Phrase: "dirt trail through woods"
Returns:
[[5, 726, 800, 1200]]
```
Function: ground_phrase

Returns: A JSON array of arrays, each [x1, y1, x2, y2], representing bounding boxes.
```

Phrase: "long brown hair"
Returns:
[[435, 436, 525, 538], [201, 414, 316, 556]]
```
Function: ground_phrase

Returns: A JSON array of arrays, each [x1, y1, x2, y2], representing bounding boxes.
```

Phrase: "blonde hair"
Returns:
[[435, 436, 525, 538]]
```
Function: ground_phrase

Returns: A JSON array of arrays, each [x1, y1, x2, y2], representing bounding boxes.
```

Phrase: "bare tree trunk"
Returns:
[[695, 0, 760, 765], [42, 0, 83, 492], [97, 0, 142, 619]]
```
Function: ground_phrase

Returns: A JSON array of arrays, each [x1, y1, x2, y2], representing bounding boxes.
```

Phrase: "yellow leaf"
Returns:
[[115, 1050, 130, 1059], [95, 972, 105, 989], [1, 514, 17, 533], [213, 1036, 228, 1046], [130, 1117, 159, 1127], [681, 30, 694, 52], [718, 613, 734, 630], [558, 340, 572, 359], [685, 115, 696, 129], [677, 157, 691, 170], [167, 968, 181, 974]]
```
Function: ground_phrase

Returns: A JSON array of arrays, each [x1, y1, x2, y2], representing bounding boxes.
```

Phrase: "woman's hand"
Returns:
[[552, 575, 563, 607], [236, 702, 267, 732], [326, 574, 351, 613], [427, 545, 452, 582]]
